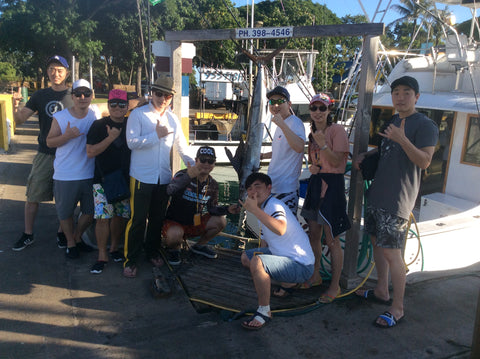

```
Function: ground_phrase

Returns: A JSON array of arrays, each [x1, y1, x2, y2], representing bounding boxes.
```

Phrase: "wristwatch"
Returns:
[[320, 144, 328, 151]]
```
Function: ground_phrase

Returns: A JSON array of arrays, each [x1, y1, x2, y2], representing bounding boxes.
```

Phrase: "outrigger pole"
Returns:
[[164, 22, 384, 289]]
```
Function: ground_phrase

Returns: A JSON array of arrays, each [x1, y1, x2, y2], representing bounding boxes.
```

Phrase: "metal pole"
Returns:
[[148, 0, 152, 86]]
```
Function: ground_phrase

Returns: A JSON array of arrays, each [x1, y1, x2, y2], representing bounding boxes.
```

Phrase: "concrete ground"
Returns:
[[0, 118, 479, 359]]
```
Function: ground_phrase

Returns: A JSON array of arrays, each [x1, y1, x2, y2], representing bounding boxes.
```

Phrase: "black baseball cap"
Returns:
[[267, 86, 290, 101], [196, 146, 216, 159], [391, 76, 419, 94]]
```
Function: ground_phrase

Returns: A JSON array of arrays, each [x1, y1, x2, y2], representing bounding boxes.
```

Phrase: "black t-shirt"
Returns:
[[25, 87, 73, 155], [86, 116, 131, 183]]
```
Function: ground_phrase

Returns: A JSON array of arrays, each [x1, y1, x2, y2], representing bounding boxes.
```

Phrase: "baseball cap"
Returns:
[[267, 86, 290, 102], [46, 55, 69, 69], [391, 76, 419, 94], [196, 146, 216, 159], [310, 93, 333, 106], [72, 79, 91, 90], [108, 89, 128, 102]]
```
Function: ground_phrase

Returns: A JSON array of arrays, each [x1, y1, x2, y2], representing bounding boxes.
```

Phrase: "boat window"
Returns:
[[370, 107, 393, 146], [462, 115, 480, 166]]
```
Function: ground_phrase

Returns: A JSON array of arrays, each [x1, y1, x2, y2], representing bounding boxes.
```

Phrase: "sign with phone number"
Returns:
[[235, 26, 293, 39]]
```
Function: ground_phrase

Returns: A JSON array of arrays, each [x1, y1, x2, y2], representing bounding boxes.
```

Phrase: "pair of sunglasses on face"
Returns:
[[268, 98, 287, 106], [73, 90, 92, 98], [154, 91, 173, 99], [309, 105, 328, 112], [109, 101, 127, 109], [198, 157, 215, 164]]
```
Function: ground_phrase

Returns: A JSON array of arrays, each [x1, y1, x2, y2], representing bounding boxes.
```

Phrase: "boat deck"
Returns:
[[168, 246, 327, 314]]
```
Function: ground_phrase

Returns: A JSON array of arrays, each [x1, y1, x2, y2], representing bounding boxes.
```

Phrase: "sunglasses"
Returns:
[[309, 105, 328, 112], [73, 90, 92, 98], [199, 157, 215, 164], [109, 102, 127, 109], [268, 98, 287, 106], [154, 91, 173, 99]]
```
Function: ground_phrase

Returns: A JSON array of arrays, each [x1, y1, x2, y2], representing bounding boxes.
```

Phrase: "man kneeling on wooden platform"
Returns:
[[162, 146, 240, 265], [240, 173, 315, 330]]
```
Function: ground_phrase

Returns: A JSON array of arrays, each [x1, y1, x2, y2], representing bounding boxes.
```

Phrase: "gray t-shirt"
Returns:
[[367, 112, 439, 219]]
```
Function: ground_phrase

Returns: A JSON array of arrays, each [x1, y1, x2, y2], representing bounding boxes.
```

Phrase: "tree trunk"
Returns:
[[136, 65, 142, 97], [74, 61, 80, 82], [116, 67, 122, 84]]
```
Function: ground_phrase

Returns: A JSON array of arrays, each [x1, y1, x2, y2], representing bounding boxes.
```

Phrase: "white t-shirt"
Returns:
[[53, 108, 96, 181], [259, 195, 314, 266], [268, 114, 306, 194]]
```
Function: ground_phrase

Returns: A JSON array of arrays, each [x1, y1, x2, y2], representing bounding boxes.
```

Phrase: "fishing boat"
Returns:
[[189, 48, 318, 164]]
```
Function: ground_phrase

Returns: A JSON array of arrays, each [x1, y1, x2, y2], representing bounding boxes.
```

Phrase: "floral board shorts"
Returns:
[[364, 205, 409, 249], [93, 183, 131, 219]]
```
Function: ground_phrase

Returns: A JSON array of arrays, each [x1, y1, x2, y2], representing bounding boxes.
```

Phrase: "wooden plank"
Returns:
[[174, 248, 327, 312], [165, 23, 384, 42]]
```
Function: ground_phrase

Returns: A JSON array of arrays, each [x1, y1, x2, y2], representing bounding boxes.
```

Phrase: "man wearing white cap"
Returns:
[[123, 75, 194, 278], [47, 79, 97, 259], [11, 55, 72, 252]]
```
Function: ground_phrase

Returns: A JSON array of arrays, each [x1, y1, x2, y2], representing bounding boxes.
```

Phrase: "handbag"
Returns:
[[102, 169, 130, 203], [359, 151, 380, 181]]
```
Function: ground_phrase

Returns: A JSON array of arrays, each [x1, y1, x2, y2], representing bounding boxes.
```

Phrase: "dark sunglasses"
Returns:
[[154, 91, 173, 99], [109, 102, 127, 109], [309, 105, 328, 112], [73, 90, 92, 98], [199, 157, 215, 164], [268, 98, 287, 106]]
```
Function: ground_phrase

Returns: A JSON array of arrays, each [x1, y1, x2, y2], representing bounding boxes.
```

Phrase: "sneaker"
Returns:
[[76, 240, 94, 252], [166, 250, 181, 266], [57, 232, 67, 249], [90, 261, 107, 274], [12, 233, 35, 251], [123, 265, 137, 278], [65, 246, 79, 259], [110, 250, 125, 263], [191, 244, 217, 259]]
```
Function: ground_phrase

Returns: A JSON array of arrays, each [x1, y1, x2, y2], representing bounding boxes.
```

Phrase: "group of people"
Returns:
[[11, 54, 439, 332]]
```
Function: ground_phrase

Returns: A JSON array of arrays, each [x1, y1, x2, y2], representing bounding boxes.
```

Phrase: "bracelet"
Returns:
[[320, 144, 328, 151]]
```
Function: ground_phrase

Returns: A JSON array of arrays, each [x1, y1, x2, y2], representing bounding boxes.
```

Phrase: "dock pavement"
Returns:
[[0, 117, 479, 359]]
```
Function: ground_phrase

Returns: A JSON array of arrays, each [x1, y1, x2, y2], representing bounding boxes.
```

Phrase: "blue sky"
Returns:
[[315, 0, 475, 25], [244, 1, 476, 25]]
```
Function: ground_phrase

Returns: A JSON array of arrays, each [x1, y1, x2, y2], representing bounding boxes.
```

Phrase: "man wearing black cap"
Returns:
[[354, 75, 439, 328], [11, 55, 73, 252], [124, 75, 194, 277], [161, 146, 240, 265], [261, 86, 306, 217]]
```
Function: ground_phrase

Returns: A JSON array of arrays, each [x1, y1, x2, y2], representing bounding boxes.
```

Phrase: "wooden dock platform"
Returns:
[[168, 246, 327, 314]]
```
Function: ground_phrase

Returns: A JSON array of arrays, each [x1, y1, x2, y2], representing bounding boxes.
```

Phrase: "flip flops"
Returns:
[[356, 289, 392, 305], [241, 311, 272, 330], [374, 311, 404, 328], [318, 288, 341, 304], [272, 284, 298, 298], [299, 277, 323, 289]]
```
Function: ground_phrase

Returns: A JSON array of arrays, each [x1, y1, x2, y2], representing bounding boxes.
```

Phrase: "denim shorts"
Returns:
[[244, 247, 314, 283], [364, 205, 409, 249]]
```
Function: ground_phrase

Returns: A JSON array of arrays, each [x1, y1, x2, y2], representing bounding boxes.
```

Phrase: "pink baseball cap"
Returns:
[[310, 93, 333, 106], [108, 89, 128, 102]]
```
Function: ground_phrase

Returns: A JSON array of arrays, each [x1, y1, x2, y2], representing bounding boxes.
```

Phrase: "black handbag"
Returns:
[[359, 151, 380, 181], [102, 169, 130, 203]]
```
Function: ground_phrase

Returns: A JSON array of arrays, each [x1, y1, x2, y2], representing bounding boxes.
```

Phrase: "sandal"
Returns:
[[241, 311, 271, 330], [272, 285, 296, 298], [299, 277, 322, 289], [318, 288, 341, 304], [123, 265, 137, 278], [374, 311, 404, 328]]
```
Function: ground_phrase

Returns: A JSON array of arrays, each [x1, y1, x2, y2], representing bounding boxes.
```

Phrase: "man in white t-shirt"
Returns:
[[239, 173, 314, 330], [47, 79, 97, 259], [260, 86, 306, 216]]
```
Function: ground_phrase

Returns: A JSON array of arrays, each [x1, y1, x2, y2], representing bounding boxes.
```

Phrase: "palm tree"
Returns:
[[389, 0, 435, 40]]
